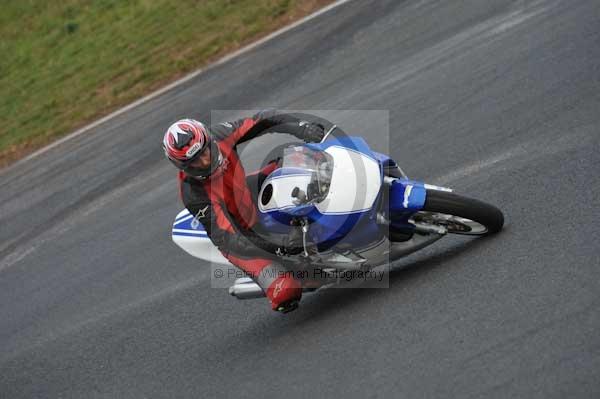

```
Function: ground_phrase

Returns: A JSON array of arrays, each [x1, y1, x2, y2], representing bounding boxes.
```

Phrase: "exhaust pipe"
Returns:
[[228, 278, 321, 300], [229, 281, 265, 299]]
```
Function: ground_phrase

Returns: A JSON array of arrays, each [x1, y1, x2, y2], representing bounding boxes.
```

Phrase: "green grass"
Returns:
[[0, 0, 328, 165]]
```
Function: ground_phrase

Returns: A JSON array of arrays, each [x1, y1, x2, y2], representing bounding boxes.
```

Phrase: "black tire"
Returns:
[[421, 189, 504, 235]]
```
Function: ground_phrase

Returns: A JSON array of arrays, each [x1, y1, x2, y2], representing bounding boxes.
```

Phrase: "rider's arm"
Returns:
[[180, 181, 282, 257], [211, 110, 329, 146], [205, 202, 283, 257]]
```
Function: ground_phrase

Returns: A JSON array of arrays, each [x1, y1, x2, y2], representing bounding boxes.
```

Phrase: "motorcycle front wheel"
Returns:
[[412, 190, 505, 236]]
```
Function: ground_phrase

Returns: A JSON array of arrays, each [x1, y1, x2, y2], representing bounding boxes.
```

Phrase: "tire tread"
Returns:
[[423, 190, 504, 234]]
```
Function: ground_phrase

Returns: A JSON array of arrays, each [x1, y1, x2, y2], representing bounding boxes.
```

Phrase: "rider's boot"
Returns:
[[266, 275, 302, 313]]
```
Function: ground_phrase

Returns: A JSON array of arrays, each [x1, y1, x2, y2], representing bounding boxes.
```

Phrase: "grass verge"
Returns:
[[0, 0, 334, 168]]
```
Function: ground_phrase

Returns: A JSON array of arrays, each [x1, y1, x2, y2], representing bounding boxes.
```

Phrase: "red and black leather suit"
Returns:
[[178, 110, 325, 310]]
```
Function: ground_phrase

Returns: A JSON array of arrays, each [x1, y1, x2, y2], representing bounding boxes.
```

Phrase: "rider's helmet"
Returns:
[[162, 119, 222, 178]]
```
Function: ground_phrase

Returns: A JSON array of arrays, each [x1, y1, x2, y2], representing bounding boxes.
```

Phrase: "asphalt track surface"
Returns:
[[1, 0, 599, 397]]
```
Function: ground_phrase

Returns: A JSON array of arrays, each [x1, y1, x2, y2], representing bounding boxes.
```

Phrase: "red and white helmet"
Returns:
[[162, 119, 221, 178]]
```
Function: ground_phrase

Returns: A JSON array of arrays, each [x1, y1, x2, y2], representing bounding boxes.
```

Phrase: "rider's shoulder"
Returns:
[[180, 173, 205, 189], [180, 176, 210, 202], [209, 119, 243, 139]]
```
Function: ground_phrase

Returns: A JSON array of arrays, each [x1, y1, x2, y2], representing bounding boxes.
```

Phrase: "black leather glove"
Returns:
[[275, 246, 303, 257], [284, 245, 304, 256], [300, 122, 325, 143], [276, 226, 304, 257]]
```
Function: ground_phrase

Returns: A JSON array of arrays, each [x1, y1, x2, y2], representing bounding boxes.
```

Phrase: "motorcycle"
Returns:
[[171, 125, 504, 301]]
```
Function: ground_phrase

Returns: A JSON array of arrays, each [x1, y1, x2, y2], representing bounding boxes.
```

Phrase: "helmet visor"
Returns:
[[182, 140, 222, 178]]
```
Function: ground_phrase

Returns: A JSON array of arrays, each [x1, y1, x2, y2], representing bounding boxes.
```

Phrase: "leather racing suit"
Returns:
[[178, 110, 327, 311]]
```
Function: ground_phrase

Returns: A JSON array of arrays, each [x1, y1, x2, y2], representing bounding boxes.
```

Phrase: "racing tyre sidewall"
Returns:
[[421, 190, 504, 235]]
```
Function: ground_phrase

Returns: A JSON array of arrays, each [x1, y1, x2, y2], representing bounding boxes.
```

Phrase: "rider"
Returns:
[[163, 110, 327, 313]]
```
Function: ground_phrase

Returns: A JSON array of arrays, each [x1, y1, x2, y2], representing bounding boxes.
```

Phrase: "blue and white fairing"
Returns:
[[256, 137, 384, 249], [171, 208, 230, 266]]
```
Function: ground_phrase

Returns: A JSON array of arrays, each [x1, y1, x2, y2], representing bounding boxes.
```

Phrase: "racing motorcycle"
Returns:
[[171, 125, 504, 301]]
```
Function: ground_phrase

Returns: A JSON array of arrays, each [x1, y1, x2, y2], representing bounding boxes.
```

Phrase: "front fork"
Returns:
[[382, 176, 453, 235]]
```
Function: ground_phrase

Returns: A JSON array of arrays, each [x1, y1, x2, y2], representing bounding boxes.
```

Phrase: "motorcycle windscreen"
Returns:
[[315, 145, 381, 215]]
